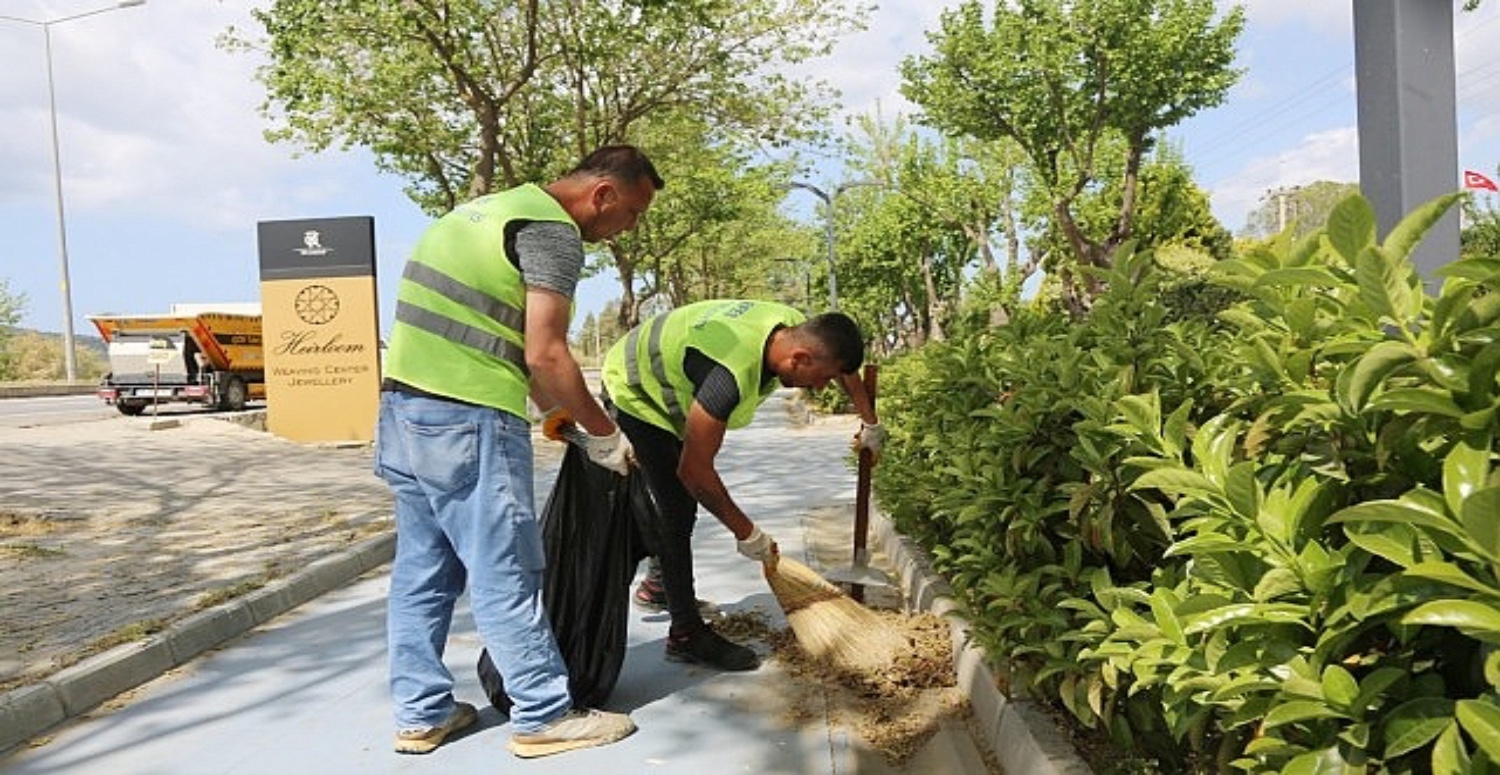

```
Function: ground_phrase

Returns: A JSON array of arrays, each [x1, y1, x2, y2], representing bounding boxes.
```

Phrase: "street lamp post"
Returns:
[[0, 0, 146, 383], [784, 180, 880, 311]]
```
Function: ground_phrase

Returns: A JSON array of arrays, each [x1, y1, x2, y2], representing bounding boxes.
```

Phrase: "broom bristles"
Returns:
[[766, 557, 906, 671]]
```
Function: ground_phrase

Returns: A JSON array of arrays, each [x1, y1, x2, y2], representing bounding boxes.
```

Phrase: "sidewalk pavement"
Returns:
[[0, 390, 1091, 774]]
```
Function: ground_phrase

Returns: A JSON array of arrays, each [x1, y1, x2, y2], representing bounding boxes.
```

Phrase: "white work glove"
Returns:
[[854, 422, 889, 458], [580, 429, 634, 476], [736, 526, 778, 567]]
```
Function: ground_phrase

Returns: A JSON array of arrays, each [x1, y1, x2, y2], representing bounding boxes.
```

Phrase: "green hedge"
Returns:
[[874, 193, 1500, 773]]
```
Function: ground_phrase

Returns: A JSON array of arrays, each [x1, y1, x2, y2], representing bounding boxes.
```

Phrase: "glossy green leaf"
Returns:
[[1263, 699, 1348, 728], [1130, 468, 1219, 501], [1281, 746, 1349, 775], [1330, 500, 1464, 541], [1430, 721, 1470, 774], [1461, 406, 1497, 431], [1149, 589, 1185, 645], [1403, 600, 1500, 637], [1253, 567, 1303, 601], [1456, 699, 1500, 761], [1183, 603, 1311, 634], [1340, 340, 1420, 413], [1444, 440, 1492, 518], [1326, 195, 1378, 265], [1386, 192, 1463, 269], [1367, 387, 1465, 418], [1437, 256, 1500, 281], [1404, 561, 1500, 599], [1224, 462, 1261, 521], [1384, 697, 1456, 759], [1321, 664, 1359, 712], [1256, 266, 1342, 289], [1356, 245, 1414, 328], [1461, 488, 1500, 562], [1343, 522, 1421, 568]]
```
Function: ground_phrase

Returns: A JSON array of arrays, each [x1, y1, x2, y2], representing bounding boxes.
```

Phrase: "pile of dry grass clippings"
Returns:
[[765, 557, 909, 671]]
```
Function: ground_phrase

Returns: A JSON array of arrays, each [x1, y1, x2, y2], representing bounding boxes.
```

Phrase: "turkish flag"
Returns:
[[1464, 169, 1499, 192]]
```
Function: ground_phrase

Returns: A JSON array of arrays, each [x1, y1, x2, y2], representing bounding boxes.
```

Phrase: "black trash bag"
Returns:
[[477, 443, 657, 713]]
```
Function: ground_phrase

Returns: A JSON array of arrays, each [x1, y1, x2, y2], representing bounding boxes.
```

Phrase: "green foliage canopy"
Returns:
[[226, 0, 868, 214], [899, 0, 1243, 308], [0, 278, 25, 380]]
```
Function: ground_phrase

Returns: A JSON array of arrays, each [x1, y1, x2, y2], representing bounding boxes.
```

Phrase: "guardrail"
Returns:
[[0, 383, 99, 399]]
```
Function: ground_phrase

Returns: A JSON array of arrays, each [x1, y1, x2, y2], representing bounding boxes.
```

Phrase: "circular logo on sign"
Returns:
[[294, 285, 340, 325]]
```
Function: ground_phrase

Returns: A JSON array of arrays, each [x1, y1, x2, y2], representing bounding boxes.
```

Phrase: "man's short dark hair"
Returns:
[[570, 145, 665, 190], [799, 312, 865, 374]]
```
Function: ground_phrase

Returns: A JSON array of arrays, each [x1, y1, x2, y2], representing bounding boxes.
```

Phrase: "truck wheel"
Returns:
[[220, 376, 248, 411], [117, 402, 146, 416]]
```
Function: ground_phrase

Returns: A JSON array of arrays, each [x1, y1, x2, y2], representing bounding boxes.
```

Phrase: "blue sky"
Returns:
[[3, 0, 1499, 341]]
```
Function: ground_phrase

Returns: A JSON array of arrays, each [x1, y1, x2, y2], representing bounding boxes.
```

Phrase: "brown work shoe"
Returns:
[[507, 708, 637, 758], [394, 701, 477, 754]]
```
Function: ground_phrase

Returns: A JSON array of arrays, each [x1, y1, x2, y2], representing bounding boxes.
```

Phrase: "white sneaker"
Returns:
[[507, 708, 636, 758], [393, 701, 477, 754]]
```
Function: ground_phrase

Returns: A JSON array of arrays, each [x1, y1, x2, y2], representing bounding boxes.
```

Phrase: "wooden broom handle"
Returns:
[[852, 364, 878, 601]]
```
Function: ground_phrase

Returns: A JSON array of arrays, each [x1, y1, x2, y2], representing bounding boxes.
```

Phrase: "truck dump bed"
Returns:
[[87, 312, 265, 415]]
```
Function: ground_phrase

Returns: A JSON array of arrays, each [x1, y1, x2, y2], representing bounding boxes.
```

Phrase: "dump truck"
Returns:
[[87, 307, 265, 415]]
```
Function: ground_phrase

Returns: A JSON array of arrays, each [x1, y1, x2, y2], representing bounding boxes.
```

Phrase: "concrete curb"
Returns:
[[869, 510, 1095, 775], [0, 531, 395, 754], [0, 384, 96, 399]]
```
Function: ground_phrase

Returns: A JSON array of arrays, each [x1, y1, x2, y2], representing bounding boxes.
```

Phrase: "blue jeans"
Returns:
[[375, 391, 570, 733]]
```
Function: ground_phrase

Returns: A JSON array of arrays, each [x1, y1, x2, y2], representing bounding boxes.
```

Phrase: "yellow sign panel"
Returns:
[[260, 276, 381, 442]]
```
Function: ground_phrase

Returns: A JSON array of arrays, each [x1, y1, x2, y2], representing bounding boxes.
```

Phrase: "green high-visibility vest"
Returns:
[[604, 300, 805, 436], [384, 184, 577, 418]]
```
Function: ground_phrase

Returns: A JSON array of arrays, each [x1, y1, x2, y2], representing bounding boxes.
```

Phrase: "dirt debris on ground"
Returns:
[[715, 604, 998, 771], [0, 416, 397, 694]]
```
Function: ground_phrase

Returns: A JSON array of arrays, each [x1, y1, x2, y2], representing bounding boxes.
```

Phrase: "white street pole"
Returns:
[[783, 179, 882, 312], [0, 0, 146, 382]]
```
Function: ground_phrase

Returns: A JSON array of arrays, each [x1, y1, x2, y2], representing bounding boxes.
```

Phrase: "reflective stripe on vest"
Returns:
[[383, 184, 577, 415], [396, 262, 527, 371], [606, 300, 804, 435], [622, 314, 682, 420]]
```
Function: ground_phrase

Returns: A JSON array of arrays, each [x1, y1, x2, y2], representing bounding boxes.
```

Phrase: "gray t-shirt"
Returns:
[[512, 220, 584, 298]]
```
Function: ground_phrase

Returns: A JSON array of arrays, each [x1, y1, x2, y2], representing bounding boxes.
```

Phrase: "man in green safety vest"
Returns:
[[376, 146, 658, 759], [591, 299, 885, 671]]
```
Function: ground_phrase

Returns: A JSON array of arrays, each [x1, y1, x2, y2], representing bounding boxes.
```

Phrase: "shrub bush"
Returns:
[[875, 193, 1500, 772]]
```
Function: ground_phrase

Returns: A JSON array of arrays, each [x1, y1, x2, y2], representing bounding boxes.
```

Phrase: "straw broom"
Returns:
[[765, 556, 907, 671]]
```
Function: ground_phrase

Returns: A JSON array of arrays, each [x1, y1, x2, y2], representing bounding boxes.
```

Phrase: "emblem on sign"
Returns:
[[294, 285, 340, 325]]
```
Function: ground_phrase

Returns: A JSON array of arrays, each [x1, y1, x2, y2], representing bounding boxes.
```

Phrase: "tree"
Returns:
[[1461, 191, 1500, 261], [1240, 181, 1359, 239], [226, 0, 868, 322], [0, 279, 26, 381], [900, 0, 1243, 312], [839, 118, 1020, 342], [606, 117, 812, 327], [1127, 141, 1232, 261]]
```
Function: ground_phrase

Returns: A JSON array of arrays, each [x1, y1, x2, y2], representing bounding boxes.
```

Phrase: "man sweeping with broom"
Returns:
[[590, 299, 885, 671]]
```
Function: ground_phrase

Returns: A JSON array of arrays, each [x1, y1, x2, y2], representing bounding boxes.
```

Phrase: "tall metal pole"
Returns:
[[785, 182, 837, 310], [783, 179, 882, 312], [1353, 0, 1459, 285], [823, 197, 839, 311], [0, 0, 146, 382], [43, 25, 77, 383]]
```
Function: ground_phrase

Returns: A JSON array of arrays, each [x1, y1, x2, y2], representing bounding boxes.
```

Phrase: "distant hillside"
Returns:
[[2, 326, 107, 357]]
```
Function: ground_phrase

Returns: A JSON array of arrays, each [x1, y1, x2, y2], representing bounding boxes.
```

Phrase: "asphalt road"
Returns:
[[0, 395, 262, 430]]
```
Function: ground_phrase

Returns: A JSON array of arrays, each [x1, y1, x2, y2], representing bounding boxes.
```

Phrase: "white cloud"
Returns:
[[793, 0, 948, 123], [1233, 0, 1349, 35], [0, 0, 368, 235], [1208, 127, 1359, 232]]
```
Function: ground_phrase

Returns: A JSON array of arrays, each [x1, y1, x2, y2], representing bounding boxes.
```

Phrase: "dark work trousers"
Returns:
[[613, 409, 706, 635]]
